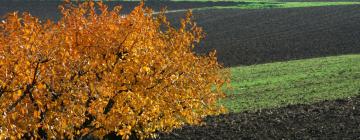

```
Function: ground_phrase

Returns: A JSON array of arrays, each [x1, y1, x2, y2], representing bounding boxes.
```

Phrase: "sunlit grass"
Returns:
[[221, 55, 360, 112]]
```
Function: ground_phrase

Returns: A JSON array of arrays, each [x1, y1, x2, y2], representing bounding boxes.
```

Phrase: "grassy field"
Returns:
[[221, 54, 360, 113]]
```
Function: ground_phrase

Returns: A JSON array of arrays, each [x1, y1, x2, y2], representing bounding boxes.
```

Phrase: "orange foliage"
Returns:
[[0, 1, 228, 139]]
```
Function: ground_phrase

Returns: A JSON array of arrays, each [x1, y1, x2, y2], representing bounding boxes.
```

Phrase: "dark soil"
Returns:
[[154, 95, 360, 140], [167, 5, 360, 66]]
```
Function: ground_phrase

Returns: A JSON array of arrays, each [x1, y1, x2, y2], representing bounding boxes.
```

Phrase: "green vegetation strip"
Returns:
[[221, 55, 360, 113]]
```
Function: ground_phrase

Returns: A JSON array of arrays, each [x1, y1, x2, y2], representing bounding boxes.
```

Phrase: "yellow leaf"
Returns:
[[12, 90, 22, 100], [24, 29, 31, 35], [11, 113, 17, 120], [140, 66, 150, 73], [119, 86, 127, 91], [20, 108, 26, 114], [17, 133, 22, 139], [37, 83, 45, 90], [33, 111, 40, 119], [109, 24, 117, 31], [36, 100, 43, 107]]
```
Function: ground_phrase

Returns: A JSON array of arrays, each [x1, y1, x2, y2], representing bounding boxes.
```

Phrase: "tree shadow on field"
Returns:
[[81, 130, 141, 140]]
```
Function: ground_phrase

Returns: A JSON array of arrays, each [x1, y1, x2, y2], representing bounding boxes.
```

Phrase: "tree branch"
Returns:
[[7, 84, 31, 112], [103, 88, 129, 115], [0, 86, 4, 98], [6, 59, 47, 112], [28, 61, 41, 110]]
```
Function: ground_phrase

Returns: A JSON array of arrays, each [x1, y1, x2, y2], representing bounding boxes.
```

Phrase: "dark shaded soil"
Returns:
[[167, 5, 360, 66], [154, 95, 360, 139]]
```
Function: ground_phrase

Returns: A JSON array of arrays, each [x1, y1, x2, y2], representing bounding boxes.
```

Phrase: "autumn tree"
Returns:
[[0, 0, 228, 139]]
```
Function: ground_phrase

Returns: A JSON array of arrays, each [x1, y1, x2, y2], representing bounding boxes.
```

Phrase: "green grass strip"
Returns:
[[221, 55, 360, 113]]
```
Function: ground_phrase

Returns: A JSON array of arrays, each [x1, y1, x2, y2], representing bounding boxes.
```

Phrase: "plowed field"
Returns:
[[166, 5, 360, 66]]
